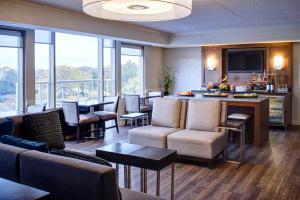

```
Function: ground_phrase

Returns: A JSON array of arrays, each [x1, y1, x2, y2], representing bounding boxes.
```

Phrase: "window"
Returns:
[[55, 33, 99, 106], [121, 44, 144, 95], [0, 30, 23, 115], [35, 30, 54, 107], [103, 39, 116, 96]]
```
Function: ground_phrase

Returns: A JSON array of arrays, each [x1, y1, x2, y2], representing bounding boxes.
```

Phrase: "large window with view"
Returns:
[[55, 33, 100, 106], [121, 44, 144, 95], [35, 30, 54, 108], [0, 30, 23, 116]]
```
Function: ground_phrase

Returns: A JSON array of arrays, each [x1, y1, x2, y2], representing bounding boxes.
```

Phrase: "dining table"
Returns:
[[78, 101, 114, 139]]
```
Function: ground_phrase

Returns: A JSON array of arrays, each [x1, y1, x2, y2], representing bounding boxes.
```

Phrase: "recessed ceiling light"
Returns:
[[82, 0, 192, 22]]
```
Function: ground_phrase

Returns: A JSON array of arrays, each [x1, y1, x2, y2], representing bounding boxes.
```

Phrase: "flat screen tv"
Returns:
[[226, 48, 265, 73]]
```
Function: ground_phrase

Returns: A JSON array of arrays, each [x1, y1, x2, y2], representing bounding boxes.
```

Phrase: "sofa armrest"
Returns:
[[50, 148, 111, 167]]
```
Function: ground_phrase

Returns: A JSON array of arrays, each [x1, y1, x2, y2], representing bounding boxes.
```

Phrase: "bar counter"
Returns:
[[166, 95, 269, 147]]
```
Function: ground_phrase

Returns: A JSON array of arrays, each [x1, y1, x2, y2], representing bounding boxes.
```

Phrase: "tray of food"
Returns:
[[233, 93, 259, 98], [202, 93, 229, 97], [176, 91, 195, 97]]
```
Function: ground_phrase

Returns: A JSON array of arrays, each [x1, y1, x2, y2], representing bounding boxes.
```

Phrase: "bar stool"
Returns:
[[219, 120, 246, 165], [228, 113, 250, 142]]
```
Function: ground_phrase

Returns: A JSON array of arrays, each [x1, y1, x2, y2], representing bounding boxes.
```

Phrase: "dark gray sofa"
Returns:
[[0, 143, 166, 200]]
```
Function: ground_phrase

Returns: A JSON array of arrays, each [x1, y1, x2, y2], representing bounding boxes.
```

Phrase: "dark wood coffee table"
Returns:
[[96, 143, 177, 199], [0, 178, 50, 200]]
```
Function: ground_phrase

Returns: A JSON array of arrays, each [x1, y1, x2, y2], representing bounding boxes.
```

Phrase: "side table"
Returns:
[[219, 120, 246, 165]]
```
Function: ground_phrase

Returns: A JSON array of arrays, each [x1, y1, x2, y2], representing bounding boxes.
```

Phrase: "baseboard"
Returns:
[[292, 120, 300, 125]]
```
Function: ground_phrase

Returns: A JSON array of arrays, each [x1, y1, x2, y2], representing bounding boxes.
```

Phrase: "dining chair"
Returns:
[[146, 91, 164, 107], [26, 104, 46, 114], [62, 101, 99, 143], [93, 96, 120, 135], [123, 94, 150, 126]]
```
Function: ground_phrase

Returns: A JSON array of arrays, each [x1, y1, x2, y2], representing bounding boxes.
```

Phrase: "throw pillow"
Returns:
[[22, 111, 65, 150], [0, 135, 49, 153], [0, 118, 14, 136]]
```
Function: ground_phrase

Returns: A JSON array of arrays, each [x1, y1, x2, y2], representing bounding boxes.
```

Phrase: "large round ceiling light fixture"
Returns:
[[82, 0, 192, 22]]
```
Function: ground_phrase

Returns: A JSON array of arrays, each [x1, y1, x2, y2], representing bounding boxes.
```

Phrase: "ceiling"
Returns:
[[28, 0, 300, 35]]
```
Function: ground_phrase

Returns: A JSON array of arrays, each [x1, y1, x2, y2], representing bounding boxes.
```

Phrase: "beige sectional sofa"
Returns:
[[129, 98, 187, 148], [128, 98, 227, 163]]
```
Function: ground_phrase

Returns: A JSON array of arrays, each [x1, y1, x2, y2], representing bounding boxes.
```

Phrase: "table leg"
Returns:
[[124, 165, 128, 188], [127, 166, 131, 189], [135, 119, 138, 127], [242, 124, 246, 161], [144, 169, 147, 193], [140, 168, 144, 192], [171, 163, 175, 200], [156, 171, 160, 196], [146, 115, 149, 125], [224, 129, 228, 161], [116, 164, 119, 185]]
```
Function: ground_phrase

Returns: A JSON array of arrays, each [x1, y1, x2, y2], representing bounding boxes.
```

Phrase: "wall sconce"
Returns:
[[274, 55, 283, 70], [207, 57, 216, 71]]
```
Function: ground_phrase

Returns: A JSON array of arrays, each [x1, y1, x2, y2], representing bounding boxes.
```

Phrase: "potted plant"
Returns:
[[163, 67, 173, 96]]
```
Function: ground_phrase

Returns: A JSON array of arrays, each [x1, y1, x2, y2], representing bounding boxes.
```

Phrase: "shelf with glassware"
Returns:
[[250, 71, 291, 128]]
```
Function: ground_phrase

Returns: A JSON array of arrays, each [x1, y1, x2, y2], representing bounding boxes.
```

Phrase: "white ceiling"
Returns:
[[28, 0, 300, 35]]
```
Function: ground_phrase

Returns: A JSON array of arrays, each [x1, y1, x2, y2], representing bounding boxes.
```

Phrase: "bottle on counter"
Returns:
[[267, 79, 271, 92], [263, 69, 267, 81], [270, 79, 275, 92], [251, 72, 257, 82]]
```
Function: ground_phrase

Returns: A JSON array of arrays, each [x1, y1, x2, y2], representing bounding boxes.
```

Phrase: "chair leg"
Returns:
[[125, 120, 128, 127], [115, 118, 119, 134], [76, 126, 80, 143]]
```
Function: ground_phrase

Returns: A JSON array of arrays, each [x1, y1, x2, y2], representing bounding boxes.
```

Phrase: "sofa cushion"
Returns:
[[22, 111, 65, 150], [20, 150, 121, 200], [167, 129, 225, 159], [0, 143, 28, 182], [1, 135, 49, 153], [186, 100, 221, 132], [0, 118, 14, 136], [151, 98, 182, 128], [129, 125, 177, 148], [120, 188, 167, 200]]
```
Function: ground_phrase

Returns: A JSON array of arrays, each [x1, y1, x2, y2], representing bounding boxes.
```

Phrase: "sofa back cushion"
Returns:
[[186, 100, 221, 131], [22, 111, 65, 150], [20, 151, 121, 200], [0, 143, 28, 182], [151, 98, 182, 128]]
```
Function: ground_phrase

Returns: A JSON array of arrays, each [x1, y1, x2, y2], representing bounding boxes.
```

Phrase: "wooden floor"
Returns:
[[65, 126, 300, 200]]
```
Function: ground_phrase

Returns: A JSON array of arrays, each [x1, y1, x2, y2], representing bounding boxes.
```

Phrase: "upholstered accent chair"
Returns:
[[167, 99, 227, 164], [128, 98, 186, 148], [93, 96, 120, 135], [62, 101, 99, 143]]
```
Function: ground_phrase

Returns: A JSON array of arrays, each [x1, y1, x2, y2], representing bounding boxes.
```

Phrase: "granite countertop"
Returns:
[[191, 90, 290, 96], [166, 94, 269, 103]]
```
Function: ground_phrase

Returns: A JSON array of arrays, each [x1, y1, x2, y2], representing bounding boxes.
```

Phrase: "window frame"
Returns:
[[0, 28, 25, 113]]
